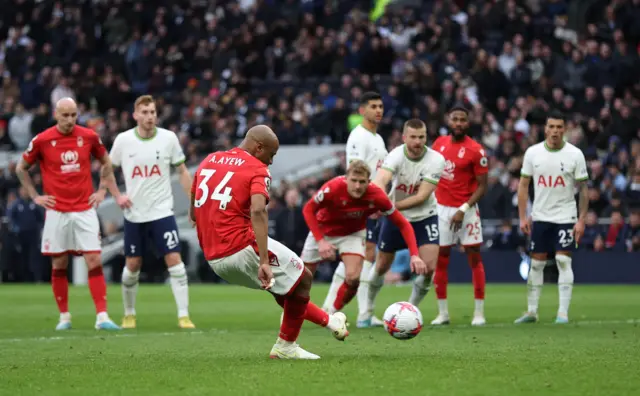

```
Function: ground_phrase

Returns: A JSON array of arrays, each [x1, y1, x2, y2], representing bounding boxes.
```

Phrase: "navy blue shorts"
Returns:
[[124, 215, 181, 257], [530, 221, 577, 253], [366, 218, 380, 244], [377, 215, 439, 253]]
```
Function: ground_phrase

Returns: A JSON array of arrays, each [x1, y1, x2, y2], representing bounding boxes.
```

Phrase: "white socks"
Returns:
[[356, 260, 373, 321], [555, 254, 574, 317], [409, 274, 432, 307], [323, 262, 345, 311], [122, 266, 140, 316], [526, 258, 545, 314], [168, 263, 190, 318], [437, 299, 449, 316], [122, 263, 190, 318], [365, 265, 385, 319], [526, 256, 573, 317]]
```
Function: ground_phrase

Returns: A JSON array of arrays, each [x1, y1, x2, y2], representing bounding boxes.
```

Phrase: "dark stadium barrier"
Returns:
[[446, 251, 640, 284]]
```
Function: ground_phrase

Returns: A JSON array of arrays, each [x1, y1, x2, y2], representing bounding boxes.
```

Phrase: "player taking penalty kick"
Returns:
[[191, 125, 348, 360], [515, 111, 588, 324], [301, 160, 428, 315], [431, 104, 489, 326], [361, 119, 445, 327], [16, 98, 120, 330], [323, 92, 388, 325], [109, 95, 195, 329]]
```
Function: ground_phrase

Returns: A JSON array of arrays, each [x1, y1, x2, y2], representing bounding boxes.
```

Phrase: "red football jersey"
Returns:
[[191, 149, 271, 260], [303, 176, 394, 239], [22, 125, 107, 212], [432, 135, 488, 207]]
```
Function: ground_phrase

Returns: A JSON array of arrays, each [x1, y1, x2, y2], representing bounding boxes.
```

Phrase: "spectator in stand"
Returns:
[[0, 0, 639, 261]]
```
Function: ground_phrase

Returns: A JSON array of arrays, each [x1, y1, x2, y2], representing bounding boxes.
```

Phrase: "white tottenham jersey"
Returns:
[[110, 127, 186, 223], [381, 145, 445, 222], [521, 142, 588, 224], [345, 124, 387, 180]]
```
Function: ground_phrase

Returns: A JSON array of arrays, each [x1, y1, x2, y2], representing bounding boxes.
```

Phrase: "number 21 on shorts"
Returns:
[[194, 169, 234, 209]]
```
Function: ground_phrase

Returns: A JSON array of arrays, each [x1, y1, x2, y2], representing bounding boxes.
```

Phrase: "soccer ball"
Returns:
[[382, 302, 424, 340]]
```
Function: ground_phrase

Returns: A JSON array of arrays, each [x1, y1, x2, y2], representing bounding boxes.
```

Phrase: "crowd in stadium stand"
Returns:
[[0, 0, 639, 281]]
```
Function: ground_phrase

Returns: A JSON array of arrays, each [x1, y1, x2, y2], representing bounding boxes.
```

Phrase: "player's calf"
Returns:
[[431, 246, 451, 325], [271, 268, 321, 360], [332, 255, 363, 311], [409, 244, 437, 307], [359, 252, 393, 327], [165, 253, 193, 328], [121, 257, 141, 328], [465, 247, 486, 325], [515, 254, 546, 323], [51, 257, 71, 330], [555, 253, 574, 322]]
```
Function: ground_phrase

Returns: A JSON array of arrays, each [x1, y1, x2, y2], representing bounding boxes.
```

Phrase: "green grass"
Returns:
[[0, 284, 639, 396]]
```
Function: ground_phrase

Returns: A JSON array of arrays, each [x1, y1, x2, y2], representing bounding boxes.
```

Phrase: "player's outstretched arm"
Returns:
[[175, 163, 193, 198], [517, 176, 531, 235], [396, 181, 436, 211], [372, 168, 393, 190]]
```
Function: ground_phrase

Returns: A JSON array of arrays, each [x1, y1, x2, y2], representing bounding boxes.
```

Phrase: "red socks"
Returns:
[[304, 301, 329, 327], [88, 267, 108, 314], [434, 253, 450, 299], [279, 295, 310, 342], [52, 268, 69, 313], [467, 252, 486, 299], [273, 295, 329, 327], [333, 281, 358, 311]]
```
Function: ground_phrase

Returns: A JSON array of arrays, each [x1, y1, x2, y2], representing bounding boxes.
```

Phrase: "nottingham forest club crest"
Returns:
[[77, 137, 83, 147]]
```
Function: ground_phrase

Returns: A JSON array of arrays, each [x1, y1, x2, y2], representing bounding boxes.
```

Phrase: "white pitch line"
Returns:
[[0, 319, 638, 344]]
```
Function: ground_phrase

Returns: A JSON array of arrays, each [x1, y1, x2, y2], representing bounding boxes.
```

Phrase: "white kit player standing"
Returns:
[[360, 119, 445, 327], [515, 111, 589, 324], [322, 92, 387, 326], [109, 95, 196, 329]]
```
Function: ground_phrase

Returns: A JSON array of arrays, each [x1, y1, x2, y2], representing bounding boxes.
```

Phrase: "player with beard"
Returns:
[[431, 104, 489, 326], [360, 119, 445, 327], [322, 92, 388, 327]]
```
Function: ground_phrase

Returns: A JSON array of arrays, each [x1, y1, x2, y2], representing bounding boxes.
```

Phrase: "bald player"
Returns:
[[17, 97, 121, 331], [191, 125, 348, 360]]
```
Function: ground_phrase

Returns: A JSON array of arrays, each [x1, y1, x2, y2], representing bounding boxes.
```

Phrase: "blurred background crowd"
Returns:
[[1, 0, 639, 282]]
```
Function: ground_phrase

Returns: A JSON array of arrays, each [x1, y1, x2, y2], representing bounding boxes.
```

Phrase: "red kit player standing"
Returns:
[[190, 125, 348, 360], [300, 160, 427, 314], [16, 98, 120, 330], [431, 104, 489, 326]]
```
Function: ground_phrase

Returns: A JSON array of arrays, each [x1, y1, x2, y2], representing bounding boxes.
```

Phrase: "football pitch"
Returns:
[[0, 284, 638, 396]]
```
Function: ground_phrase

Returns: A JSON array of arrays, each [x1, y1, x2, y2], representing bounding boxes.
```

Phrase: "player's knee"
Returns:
[[530, 258, 546, 272], [466, 250, 482, 268], [365, 244, 376, 262], [51, 255, 69, 269], [555, 254, 572, 271], [424, 257, 437, 273], [126, 257, 142, 272], [345, 277, 360, 290], [83, 253, 102, 270], [375, 254, 393, 275], [294, 267, 314, 295], [164, 252, 182, 267]]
